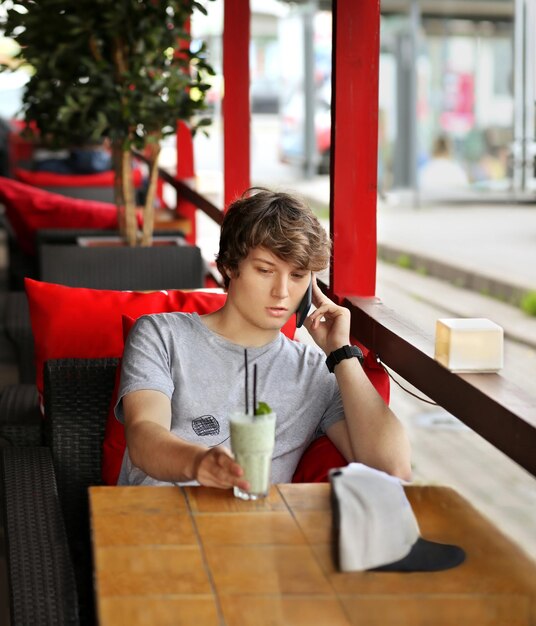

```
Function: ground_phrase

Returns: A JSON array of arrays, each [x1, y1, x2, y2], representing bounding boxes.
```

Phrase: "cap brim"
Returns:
[[370, 537, 466, 572]]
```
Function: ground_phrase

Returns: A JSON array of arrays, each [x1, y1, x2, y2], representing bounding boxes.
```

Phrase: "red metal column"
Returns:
[[330, 0, 380, 297], [175, 18, 196, 244], [176, 119, 196, 245], [223, 0, 251, 209]]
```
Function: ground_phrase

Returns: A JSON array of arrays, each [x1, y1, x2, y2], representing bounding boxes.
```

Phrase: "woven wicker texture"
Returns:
[[44, 357, 118, 626], [0, 384, 41, 446], [1, 447, 79, 626], [39, 186, 115, 202], [39, 243, 204, 290], [4, 227, 38, 291], [35, 227, 184, 247], [4, 292, 35, 383]]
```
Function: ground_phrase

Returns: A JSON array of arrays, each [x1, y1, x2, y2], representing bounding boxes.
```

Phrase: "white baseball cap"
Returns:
[[329, 463, 465, 572]]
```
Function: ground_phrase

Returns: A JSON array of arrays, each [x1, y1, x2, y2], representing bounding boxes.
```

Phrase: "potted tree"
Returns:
[[1, 0, 214, 246]]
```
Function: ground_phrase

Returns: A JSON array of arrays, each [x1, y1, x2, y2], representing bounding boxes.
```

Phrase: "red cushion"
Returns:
[[26, 278, 297, 403], [14, 167, 143, 188], [291, 436, 348, 483], [26, 279, 219, 399], [291, 341, 390, 484], [103, 361, 126, 485], [102, 315, 136, 485], [0, 177, 120, 255], [358, 343, 390, 405]]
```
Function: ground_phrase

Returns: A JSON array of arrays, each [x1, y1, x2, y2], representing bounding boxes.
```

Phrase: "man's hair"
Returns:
[[216, 188, 330, 288]]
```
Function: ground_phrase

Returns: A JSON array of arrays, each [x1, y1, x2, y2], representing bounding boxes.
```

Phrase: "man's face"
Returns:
[[226, 246, 311, 332]]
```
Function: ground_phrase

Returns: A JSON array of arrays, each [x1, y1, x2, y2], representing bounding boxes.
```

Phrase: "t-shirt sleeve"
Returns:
[[316, 377, 345, 435], [115, 315, 174, 423]]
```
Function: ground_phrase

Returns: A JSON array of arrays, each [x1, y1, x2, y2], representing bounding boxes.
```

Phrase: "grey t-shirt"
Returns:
[[115, 312, 345, 485]]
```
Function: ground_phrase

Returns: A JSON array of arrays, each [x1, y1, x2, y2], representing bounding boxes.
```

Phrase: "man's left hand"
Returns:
[[303, 276, 351, 355]]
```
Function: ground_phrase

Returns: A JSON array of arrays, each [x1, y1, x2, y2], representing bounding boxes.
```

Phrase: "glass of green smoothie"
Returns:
[[230, 402, 276, 500]]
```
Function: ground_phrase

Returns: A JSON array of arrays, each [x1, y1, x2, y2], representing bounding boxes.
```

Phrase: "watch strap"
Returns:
[[326, 345, 364, 373]]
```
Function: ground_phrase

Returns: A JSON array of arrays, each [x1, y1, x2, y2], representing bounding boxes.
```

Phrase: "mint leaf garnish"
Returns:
[[255, 401, 272, 415]]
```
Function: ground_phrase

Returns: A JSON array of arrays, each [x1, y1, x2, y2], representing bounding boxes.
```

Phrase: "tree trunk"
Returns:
[[112, 140, 126, 237], [111, 36, 137, 244], [122, 150, 138, 246], [140, 141, 161, 247]]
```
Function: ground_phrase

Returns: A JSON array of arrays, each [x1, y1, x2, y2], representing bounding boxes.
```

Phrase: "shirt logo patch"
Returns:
[[192, 415, 220, 436]]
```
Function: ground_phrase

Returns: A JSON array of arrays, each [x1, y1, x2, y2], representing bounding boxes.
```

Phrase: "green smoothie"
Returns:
[[230, 411, 276, 500]]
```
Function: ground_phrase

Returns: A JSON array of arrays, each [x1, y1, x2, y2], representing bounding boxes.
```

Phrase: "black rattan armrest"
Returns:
[[3, 292, 35, 384], [0, 384, 42, 446], [0, 446, 79, 626], [43, 357, 118, 626], [43, 358, 118, 516]]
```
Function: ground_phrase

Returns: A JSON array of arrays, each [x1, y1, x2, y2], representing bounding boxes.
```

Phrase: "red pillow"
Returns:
[[291, 343, 390, 484], [26, 279, 219, 399], [15, 168, 115, 187], [102, 315, 136, 485], [14, 167, 143, 188], [103, 362, 126, 485], [0, 177, 120, 255], [26, 278, 297, 402], [356, 342, 390, 405], [291, 436, 347, 483]]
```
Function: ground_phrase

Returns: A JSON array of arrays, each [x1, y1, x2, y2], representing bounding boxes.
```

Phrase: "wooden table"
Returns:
[[89, 484, 536, 626]]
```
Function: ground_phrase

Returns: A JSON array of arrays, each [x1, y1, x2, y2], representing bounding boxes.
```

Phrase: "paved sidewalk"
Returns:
[[376, 202, 536, 294], [292, 177, 536, 289]]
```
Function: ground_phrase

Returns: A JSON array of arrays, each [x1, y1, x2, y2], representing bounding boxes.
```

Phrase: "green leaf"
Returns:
[[255, 402, 272, 416]]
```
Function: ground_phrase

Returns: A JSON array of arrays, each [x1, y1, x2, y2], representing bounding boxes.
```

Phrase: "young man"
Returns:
[[116, 188, 411, 488]]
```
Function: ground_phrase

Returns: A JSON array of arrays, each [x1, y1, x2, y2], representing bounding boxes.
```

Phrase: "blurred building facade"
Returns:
[[192, 0, 535, 199]]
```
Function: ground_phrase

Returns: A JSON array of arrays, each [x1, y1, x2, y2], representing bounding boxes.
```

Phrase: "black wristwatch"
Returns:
[[326, 345, 364, 373]]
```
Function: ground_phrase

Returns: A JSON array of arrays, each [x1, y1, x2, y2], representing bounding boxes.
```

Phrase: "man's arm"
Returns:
[[123, 389, 250, 490], [303, 278, 412, 481]]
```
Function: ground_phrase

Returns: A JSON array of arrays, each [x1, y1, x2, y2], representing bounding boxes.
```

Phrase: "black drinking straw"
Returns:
[[244, 349, 249, 414], [253, 363, 257, 415]]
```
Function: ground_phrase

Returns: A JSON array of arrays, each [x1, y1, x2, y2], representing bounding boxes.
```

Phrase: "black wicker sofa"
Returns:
[[1, 357, 119, 626]]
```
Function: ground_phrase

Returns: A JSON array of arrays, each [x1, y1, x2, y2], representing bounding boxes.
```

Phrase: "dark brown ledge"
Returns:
[[340, 295, 536, 478]]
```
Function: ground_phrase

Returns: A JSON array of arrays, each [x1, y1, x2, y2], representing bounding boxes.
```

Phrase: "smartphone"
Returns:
[[296, 276, 313, 328]]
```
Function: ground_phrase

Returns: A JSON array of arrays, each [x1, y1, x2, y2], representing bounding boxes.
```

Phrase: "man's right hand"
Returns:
[[124, 390, 252, 490], [194, 446, 250, 490]]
